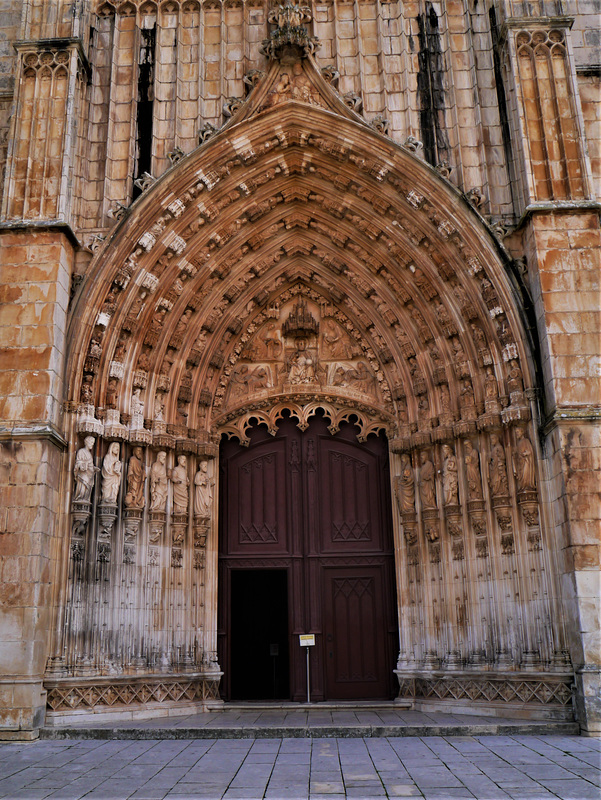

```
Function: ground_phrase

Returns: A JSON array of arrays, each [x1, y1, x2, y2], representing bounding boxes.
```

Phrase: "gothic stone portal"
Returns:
[[218, 414, 397, 702]]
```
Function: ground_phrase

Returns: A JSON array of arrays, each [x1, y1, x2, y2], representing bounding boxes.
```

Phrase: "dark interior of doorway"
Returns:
[[230, 569, 290, 700]]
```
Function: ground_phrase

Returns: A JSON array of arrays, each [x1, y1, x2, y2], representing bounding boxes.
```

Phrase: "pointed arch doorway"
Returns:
[[218, 411, 398, 702]]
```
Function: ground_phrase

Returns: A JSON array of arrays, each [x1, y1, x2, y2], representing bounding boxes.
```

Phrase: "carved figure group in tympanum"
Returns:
[[224, 295, 380, 408]]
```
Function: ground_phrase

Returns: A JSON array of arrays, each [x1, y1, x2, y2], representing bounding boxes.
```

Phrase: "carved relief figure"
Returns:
[[322, 319, 353, 359], [101, 443, 122, 504], [489, 434, 509, 497], [395, 453, 415, 515], [260, 322, 282, 359], [194, 461, 213, 518], [514, 428, 536, 492], [154, 394, 165, 420], [288, 340, 316, 384], [419, 450, 437, 510], [442, 445, 459, 506], [73, 436, 96, 502], [125, 447, 146, 509], [170, 455, 189, 515], [464, 440, 483, 500], [150, 451, 168, 511]]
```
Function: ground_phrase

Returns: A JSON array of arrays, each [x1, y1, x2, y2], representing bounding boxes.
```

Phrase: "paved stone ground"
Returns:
[[0, 735, 599, 800]]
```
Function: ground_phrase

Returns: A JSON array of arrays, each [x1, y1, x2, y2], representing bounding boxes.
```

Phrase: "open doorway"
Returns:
[[230, 569, 290, 700]]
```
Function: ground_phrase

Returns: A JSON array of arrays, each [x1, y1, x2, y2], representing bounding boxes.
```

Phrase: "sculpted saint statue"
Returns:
[[418, 450, 437, 510], [101, 442, 122, 504], [484, 366, 498, 400], [464, 440, 483, 500], [394, 454, 415, 515], [194, 461, 213, 518], [124, 446, 146, 509], [442, 445, 459, 506], [149, 451, 168, 512], [489, 434, 509, 497], [130, 388, 144, 429], [514, 428, 536, 492], [170, 455, 189, 515], [73, 436, 96, 502]]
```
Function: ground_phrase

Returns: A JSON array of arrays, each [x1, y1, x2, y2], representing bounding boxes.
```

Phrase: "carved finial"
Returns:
[[343, 92, 363, 113], [466, 186, 486, 208], [370, 115, 389, 135], [402, 135, 423, 154], [321, 64, 340, 86], [435, 160, 452, 178], [109, 202, 128, 221], [134, 171, 155, 192], [198, 121, 218, 145], [260, 1, 319, 60], [222, 97, 244, 119], [243, 69, 265, 91], [167, 146, 185, 165]]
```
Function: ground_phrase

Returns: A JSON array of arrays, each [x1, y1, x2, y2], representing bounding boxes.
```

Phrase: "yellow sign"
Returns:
[[299, 634, 315, 647]]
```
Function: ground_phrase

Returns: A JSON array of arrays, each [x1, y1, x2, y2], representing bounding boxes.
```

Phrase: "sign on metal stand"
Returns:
[[299, 634, 315, 703]]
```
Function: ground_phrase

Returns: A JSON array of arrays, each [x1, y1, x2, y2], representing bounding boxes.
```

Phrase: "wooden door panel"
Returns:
[[225, 439, 289, 556], [317, 437, 382, 553], [324, 566, 389, 699]]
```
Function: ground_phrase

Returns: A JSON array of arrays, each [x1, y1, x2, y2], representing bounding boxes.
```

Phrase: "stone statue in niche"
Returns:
[[194, 461, 213, 518], [464, 440, 483, 500], [484, 366, 499, 400], [507, 360, 524, 394], [106, 377, 119, 409], [80, 374, 94, 404], [439, 383, 452, 415], [130, 388, 144, 429], [395, 453, 415, 515], [489, 434, 509, 497], [417, 395, 430, 424], [101, 442, 122, 504], [170, 455, 189, 515], [514, 428, 537, 492], [419, 450, 437, 510], [113, 338, 127, 362], [442, 445, 459, 506], [470, 323, 487, 351], [124, 446, 146, 509], [460, 378, 476, 407], [73, 436, 97, 502], [149, 451, 168, 512], [154, 394, 165, 421]]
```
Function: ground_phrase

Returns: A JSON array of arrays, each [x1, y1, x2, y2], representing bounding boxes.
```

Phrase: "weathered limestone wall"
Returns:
[[519, 210, 601, 732], [0, 231, 73, 737]]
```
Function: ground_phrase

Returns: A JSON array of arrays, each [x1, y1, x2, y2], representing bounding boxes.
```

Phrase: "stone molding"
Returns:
[[45, 675, 222, 714], [397, 673, 574, 708]]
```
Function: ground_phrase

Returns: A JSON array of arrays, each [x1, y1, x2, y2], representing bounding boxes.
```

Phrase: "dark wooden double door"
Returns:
[[218, 413, 397, 702]]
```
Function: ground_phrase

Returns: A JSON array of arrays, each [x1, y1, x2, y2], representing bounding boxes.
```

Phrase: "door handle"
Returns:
[[327, 634, 333, 642]]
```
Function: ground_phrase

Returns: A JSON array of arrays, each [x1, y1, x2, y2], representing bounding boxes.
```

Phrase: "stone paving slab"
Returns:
[[41, 707, 579, 740], [0, 734, 599, 800]]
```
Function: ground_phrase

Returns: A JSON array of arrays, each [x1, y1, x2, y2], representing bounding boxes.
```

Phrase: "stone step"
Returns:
[[41, 703, 580, 739]]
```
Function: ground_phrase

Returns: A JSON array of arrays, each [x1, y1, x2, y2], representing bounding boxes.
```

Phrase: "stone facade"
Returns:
[[0, 0, 598, 737]]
